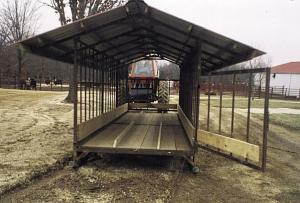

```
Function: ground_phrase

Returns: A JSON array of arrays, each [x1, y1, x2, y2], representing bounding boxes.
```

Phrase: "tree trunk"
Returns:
[[0, 68, 2, 88], [17, 48, 22, 89], [64, 65, 75, 102]]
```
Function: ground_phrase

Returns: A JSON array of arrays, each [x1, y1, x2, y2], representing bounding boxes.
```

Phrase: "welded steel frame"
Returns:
[[200, 68, 271, 171], [179, 44, 203, 161], [71, 38, 202, 166], [72, 39, 128, 162]]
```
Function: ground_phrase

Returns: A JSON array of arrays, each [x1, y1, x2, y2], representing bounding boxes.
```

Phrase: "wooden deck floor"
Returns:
[[80, 111, 193, 156]]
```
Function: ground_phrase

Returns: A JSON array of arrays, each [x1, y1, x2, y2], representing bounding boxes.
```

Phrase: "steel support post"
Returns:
[[231, 73, 236, 137], [84, 49, 87, 121], [219, 76, 223, 134], [79, 44, 83, 124], [195, 43, 202, 142], [262, 68, 270, 172], [73, 38, 79, 161], [246, 73, 253, 142], [92, 50, 95, 118], [95, 54, 99, 117], [101, 57, 105, 114], [88, 50, 91, 120], [116, 63, 120, 107], [207, 75, 211, 131]]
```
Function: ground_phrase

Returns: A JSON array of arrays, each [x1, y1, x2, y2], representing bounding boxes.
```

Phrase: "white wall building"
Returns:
[[271, 62, 300, 97]]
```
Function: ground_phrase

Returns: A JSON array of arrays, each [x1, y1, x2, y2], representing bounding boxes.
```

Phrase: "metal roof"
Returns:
[[17, 0, 265, 73], [272, 62, 300, 74]]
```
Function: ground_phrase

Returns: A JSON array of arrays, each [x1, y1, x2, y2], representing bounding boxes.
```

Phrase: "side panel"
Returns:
[[129, 103, 177, 110], [178, 105, 195, 146], [199, 68, 270, 171], [198, 130, 260, 163], [77, 103, 128, 142]]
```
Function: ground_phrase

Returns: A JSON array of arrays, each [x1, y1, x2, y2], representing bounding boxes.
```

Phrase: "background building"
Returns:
[[271, 62, 300, 98]]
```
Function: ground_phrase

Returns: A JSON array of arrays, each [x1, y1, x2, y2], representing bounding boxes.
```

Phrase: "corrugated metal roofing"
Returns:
[[17, 0, 265, 73], [272, 62, 300, 74]]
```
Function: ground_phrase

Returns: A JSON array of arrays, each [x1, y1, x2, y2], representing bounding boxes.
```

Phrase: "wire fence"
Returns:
[[0, 77, 70, 91], [199, 82, 300, 100]]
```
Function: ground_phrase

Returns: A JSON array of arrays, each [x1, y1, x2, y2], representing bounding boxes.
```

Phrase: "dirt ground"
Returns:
[[1, 89, 300, 202], [0, 89, 73, 195]]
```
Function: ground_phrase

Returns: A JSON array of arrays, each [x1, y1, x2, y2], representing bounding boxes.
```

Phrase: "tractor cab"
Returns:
[[128, 60, 168, 103]]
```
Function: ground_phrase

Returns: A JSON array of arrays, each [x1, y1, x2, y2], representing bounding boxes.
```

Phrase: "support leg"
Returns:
[[183, 156, 200, 174], [70, 151, 90, 169]]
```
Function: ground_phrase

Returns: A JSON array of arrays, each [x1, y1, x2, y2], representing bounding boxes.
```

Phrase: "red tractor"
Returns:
[[128, 60, 169, 103]]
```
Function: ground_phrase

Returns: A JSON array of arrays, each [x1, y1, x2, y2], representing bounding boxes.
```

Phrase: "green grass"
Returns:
[[253, 113, 300, 132], [200, 96, 300, 109]]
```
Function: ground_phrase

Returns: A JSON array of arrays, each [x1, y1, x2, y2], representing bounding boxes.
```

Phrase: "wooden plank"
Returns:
[[163, 113, 180, 126], [173, 126, 191, 151], [114, 111, 140, 124], [82, 124, 127, 148], [177, 106, 195, 146], [77, 103, 128, 142], [129, 103, 177, 110], [148, 113, 162, 126], [157, 122, 163, 150], [140, 126, 160, 150], [116, 111, 162, 126], [198, 130, 260, 163], [113, 121, 135, 148], [117, 125, 149, 149], [160, 126, 176, 151]]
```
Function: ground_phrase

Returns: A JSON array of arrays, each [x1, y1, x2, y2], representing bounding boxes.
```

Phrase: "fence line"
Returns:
[[199, 83, 300, 100]]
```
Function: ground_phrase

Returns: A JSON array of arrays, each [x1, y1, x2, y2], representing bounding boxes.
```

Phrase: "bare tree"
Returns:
[[0, 0, 40, 88], [41, 0, 126, 102], [0, 0, 39, 44], [248, 56, 272, 88], [0, 25, 8, 47], [41, 0, 126, 26], [0, 25, 8, 87]]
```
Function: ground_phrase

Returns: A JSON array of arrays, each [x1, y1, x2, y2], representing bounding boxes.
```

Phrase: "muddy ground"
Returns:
[[1, 89, 300, 202]]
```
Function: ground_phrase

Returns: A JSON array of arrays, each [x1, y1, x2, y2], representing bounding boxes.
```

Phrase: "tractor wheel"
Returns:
[[158, 81, 170, 104]]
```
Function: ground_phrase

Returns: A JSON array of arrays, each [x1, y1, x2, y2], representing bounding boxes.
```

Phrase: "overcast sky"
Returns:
[[38, 0, 300, 66]]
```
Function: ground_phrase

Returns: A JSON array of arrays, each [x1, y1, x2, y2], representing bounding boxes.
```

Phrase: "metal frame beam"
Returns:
[[146, 16, 242, 57], [39, 17, 130, 50]]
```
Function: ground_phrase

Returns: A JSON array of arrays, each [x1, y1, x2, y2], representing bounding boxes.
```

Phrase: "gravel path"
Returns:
[[236, 108, 300, 115]]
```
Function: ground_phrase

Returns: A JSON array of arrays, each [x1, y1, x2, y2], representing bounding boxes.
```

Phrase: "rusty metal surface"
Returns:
[[200, 68, 271, 171], [14, 0, 267, 169], [262, 68, 271, 172], [16, 1, 264, 72]]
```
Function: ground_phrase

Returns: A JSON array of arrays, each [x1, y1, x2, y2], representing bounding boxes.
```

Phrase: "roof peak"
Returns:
[[272, 62, 300, 74]]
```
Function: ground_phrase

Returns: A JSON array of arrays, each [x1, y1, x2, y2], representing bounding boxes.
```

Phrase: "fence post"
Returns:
[[73, 38, 79, 162], [246, 73, 253, 142], [270, 87, 273, 99], [231, 73, 236, 138], [262, 68, 270, 172], [207, 76, 211, 131], [285, 88, 287, 99]]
